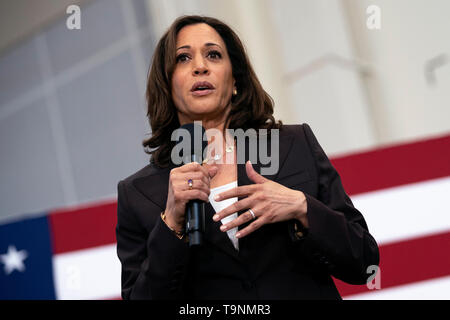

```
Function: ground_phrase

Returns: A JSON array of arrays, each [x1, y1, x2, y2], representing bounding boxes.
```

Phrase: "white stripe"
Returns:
[[50, 177, 450, 300], [52, 244, 121, 300], [351, 176, 450, 244], [344, 275, 450, 300]]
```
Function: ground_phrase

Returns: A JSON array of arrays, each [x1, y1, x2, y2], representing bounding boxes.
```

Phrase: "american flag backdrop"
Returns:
[[1, 133, 449, 300]]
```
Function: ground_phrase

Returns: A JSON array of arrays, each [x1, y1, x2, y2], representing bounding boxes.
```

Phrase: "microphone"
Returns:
[[177, 122, 208, 246]]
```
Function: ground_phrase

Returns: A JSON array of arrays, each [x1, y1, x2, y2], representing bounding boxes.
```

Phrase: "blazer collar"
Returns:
[[132, 132, 294, 261]]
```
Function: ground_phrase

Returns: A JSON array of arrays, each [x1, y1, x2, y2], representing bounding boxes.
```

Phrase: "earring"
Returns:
[[233, 88, 237, 96]]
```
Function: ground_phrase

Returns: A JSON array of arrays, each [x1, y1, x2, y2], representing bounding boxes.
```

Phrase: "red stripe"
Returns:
[[46, 134, 450, 275], [49, 200, 117, 254], [330, 134, 450, 196], [335, 230, 450, 297]]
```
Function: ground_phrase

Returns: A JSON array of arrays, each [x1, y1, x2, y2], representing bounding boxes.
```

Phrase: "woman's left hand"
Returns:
[[213, 161, 309, 239]]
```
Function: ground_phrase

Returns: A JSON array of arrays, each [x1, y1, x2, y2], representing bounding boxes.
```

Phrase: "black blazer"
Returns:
[[116, 123, 379, 300]]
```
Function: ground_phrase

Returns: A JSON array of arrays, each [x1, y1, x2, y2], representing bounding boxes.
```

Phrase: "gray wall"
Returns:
[[0, 0, 90, 54], [0, 0, 155, 221]]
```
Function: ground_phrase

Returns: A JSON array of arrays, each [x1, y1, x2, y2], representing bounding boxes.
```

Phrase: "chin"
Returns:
[[189, 101, 219, 114]]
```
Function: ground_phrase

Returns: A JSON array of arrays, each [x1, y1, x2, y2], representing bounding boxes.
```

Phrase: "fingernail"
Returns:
[[220, 225, 227, 231], [235, 232, 241, 238], [214, 195, 220, 201], [213, 214, 219, 221]]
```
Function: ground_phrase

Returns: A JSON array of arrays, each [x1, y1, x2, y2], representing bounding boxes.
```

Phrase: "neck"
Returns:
[[177, 105, 230, 132], [177, 108, 235, 163]]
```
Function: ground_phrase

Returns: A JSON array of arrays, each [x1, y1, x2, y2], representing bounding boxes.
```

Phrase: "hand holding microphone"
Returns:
[[163, 162, 218, 238], [163, 123, 217, 246]]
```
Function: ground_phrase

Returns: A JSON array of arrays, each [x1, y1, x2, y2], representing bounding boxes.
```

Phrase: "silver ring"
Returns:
[[249, 208, 256, 220]]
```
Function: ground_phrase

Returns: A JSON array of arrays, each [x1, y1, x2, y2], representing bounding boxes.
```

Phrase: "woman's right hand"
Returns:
[[163, 162, 219, 233]]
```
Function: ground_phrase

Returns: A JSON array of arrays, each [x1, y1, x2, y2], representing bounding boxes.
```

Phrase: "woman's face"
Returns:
[[171, 23, 235, 126]]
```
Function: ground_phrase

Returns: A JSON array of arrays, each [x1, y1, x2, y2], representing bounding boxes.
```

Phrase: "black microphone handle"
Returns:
[[185, 154, 206, 247], [186, 200, 205, 246]]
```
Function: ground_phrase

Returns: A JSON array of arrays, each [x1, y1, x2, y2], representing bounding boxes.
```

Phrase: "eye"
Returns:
[[207, 50, 222, 60], [176, 53, 190, 63]]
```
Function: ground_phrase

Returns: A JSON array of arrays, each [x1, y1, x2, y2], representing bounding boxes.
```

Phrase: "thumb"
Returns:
[[208, 165, 219, 179], [246, 160, 267, 184]]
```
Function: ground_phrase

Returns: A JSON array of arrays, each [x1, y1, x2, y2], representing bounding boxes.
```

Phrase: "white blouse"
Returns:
[[208, 180, 239, 250]]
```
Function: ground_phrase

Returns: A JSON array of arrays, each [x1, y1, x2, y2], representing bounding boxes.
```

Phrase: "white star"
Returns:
[[0, 245, 28, 275]]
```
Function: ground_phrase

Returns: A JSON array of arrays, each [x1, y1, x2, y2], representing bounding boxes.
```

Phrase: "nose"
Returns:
[[193, 68, 208, 75], [192, 58, 209, 76]]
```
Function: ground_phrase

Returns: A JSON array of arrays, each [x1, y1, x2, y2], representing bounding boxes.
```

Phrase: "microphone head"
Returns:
[[177, 122, 208, 164]]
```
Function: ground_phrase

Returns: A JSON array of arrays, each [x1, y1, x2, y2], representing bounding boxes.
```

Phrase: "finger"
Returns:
[[212, 196, 254, 221], [214, 184, 258, 202], [207, 165, 219, 179], [170, 165, 202, 183], [176, 189, 210, 203], [246, 160, 268, 184], [173, 170, 206, 186], [175, 177, 210, 195], [174, 168, 211, 186], [179, 161, 209, 177], [235, 217, 266, 239], [219, 209, 255, 232], [184, 171, 211, 189], [178, 178, 208, 192], [183, 161, 218, 182]]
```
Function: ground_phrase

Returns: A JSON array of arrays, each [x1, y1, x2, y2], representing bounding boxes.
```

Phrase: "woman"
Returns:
[[116, 15, 379, 300]]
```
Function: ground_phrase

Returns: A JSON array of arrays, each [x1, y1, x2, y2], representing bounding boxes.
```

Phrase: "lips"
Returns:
[[191, 81, 215, 94]]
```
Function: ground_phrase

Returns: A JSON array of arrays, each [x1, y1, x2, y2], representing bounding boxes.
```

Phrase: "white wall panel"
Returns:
[[0, 98, 66, 218]]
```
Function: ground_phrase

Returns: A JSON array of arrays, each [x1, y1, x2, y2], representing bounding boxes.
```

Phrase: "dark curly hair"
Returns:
[[143, 15, 282, 168]]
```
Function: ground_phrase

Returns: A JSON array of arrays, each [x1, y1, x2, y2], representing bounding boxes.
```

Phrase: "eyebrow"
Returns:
[[176, 42, 222, 51]]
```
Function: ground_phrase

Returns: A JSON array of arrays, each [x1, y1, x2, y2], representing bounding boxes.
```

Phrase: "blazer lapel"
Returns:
[[203, 201, 241, 260]]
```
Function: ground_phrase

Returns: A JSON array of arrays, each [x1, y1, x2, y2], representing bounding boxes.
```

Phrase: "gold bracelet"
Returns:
[[294, 220, 309, 239], [294, 222, 304, 238], [161, 211, 185, 240]]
